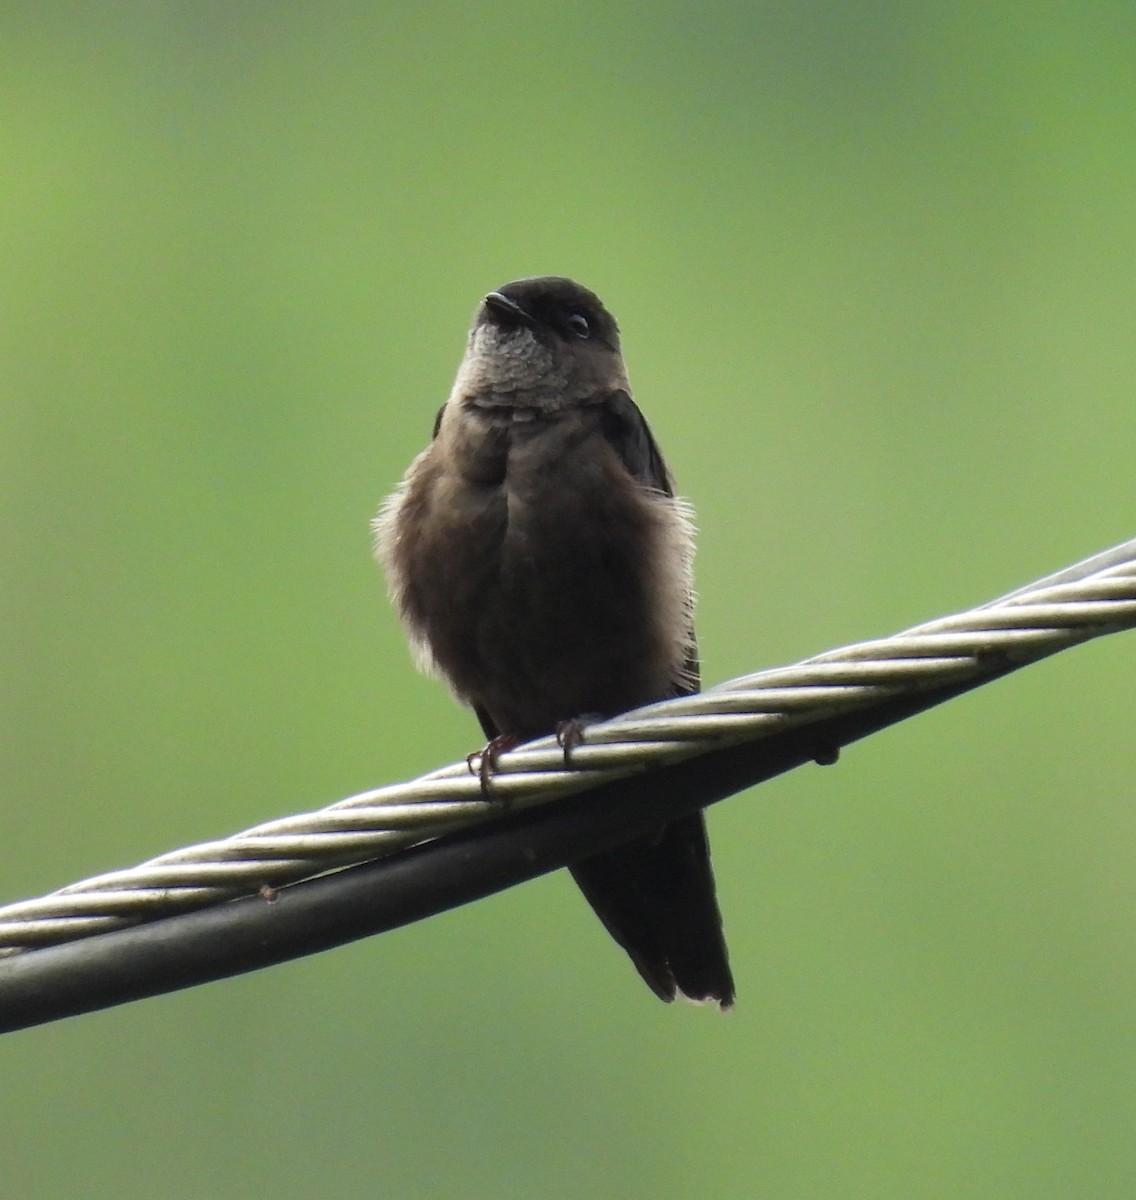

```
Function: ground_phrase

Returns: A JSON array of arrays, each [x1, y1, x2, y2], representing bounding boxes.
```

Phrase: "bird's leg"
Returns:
[[466, 734, 521, 794]]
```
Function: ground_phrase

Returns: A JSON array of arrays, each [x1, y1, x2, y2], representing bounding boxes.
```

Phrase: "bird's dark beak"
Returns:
[[483, 291, 534, 328]]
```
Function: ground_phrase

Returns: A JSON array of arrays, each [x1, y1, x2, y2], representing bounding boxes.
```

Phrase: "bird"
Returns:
[[374, 276, 734, 1007]]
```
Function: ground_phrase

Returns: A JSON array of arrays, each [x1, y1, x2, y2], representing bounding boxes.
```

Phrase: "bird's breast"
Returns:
[[391, 403, 692, 735]]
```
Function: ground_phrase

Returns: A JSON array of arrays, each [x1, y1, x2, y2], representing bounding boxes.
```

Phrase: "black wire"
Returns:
[[0, 666, 1017, 1035], [5, 535, 1134, 1034]]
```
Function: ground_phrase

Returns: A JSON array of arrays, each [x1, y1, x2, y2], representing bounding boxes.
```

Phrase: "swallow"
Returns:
[[375, 276, 734, 1007]]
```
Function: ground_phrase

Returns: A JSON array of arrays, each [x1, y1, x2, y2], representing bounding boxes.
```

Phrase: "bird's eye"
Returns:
[[566, 312, 591, 339]]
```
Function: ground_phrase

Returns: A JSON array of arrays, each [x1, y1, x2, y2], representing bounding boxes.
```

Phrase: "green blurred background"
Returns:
[[2, 4, 1135, 1197]]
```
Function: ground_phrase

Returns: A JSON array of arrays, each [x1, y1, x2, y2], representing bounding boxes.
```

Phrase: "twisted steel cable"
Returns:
[[1, 537, 1134, 958]]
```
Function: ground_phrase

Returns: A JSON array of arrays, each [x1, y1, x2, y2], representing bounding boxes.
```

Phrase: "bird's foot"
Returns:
[[555, 713, 603, 767], [466, 734, 520, 795]]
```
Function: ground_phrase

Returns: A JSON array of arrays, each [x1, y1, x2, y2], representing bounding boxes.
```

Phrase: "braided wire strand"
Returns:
[[1, 542, 1134, 953]]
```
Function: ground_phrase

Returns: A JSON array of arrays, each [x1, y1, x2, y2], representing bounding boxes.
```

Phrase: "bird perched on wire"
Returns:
[[374, 276, 734, 1008]]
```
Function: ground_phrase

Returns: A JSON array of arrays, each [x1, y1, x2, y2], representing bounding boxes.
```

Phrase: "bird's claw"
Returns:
[[467, 734, 520, 795], [555, 714, 602, 767]]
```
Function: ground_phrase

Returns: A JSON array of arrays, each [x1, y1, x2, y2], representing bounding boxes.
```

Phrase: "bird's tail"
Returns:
[[569, 810, 735, 1008]]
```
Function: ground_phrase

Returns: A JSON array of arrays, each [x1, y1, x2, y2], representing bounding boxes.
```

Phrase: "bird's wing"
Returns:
[[600, 389, 700, 694], [568, 393, 731, 1006], [599, 389, 675, 496]]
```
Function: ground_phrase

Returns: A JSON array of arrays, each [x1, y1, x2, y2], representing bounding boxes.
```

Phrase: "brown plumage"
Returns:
[[375, 277, 734, 1007]]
